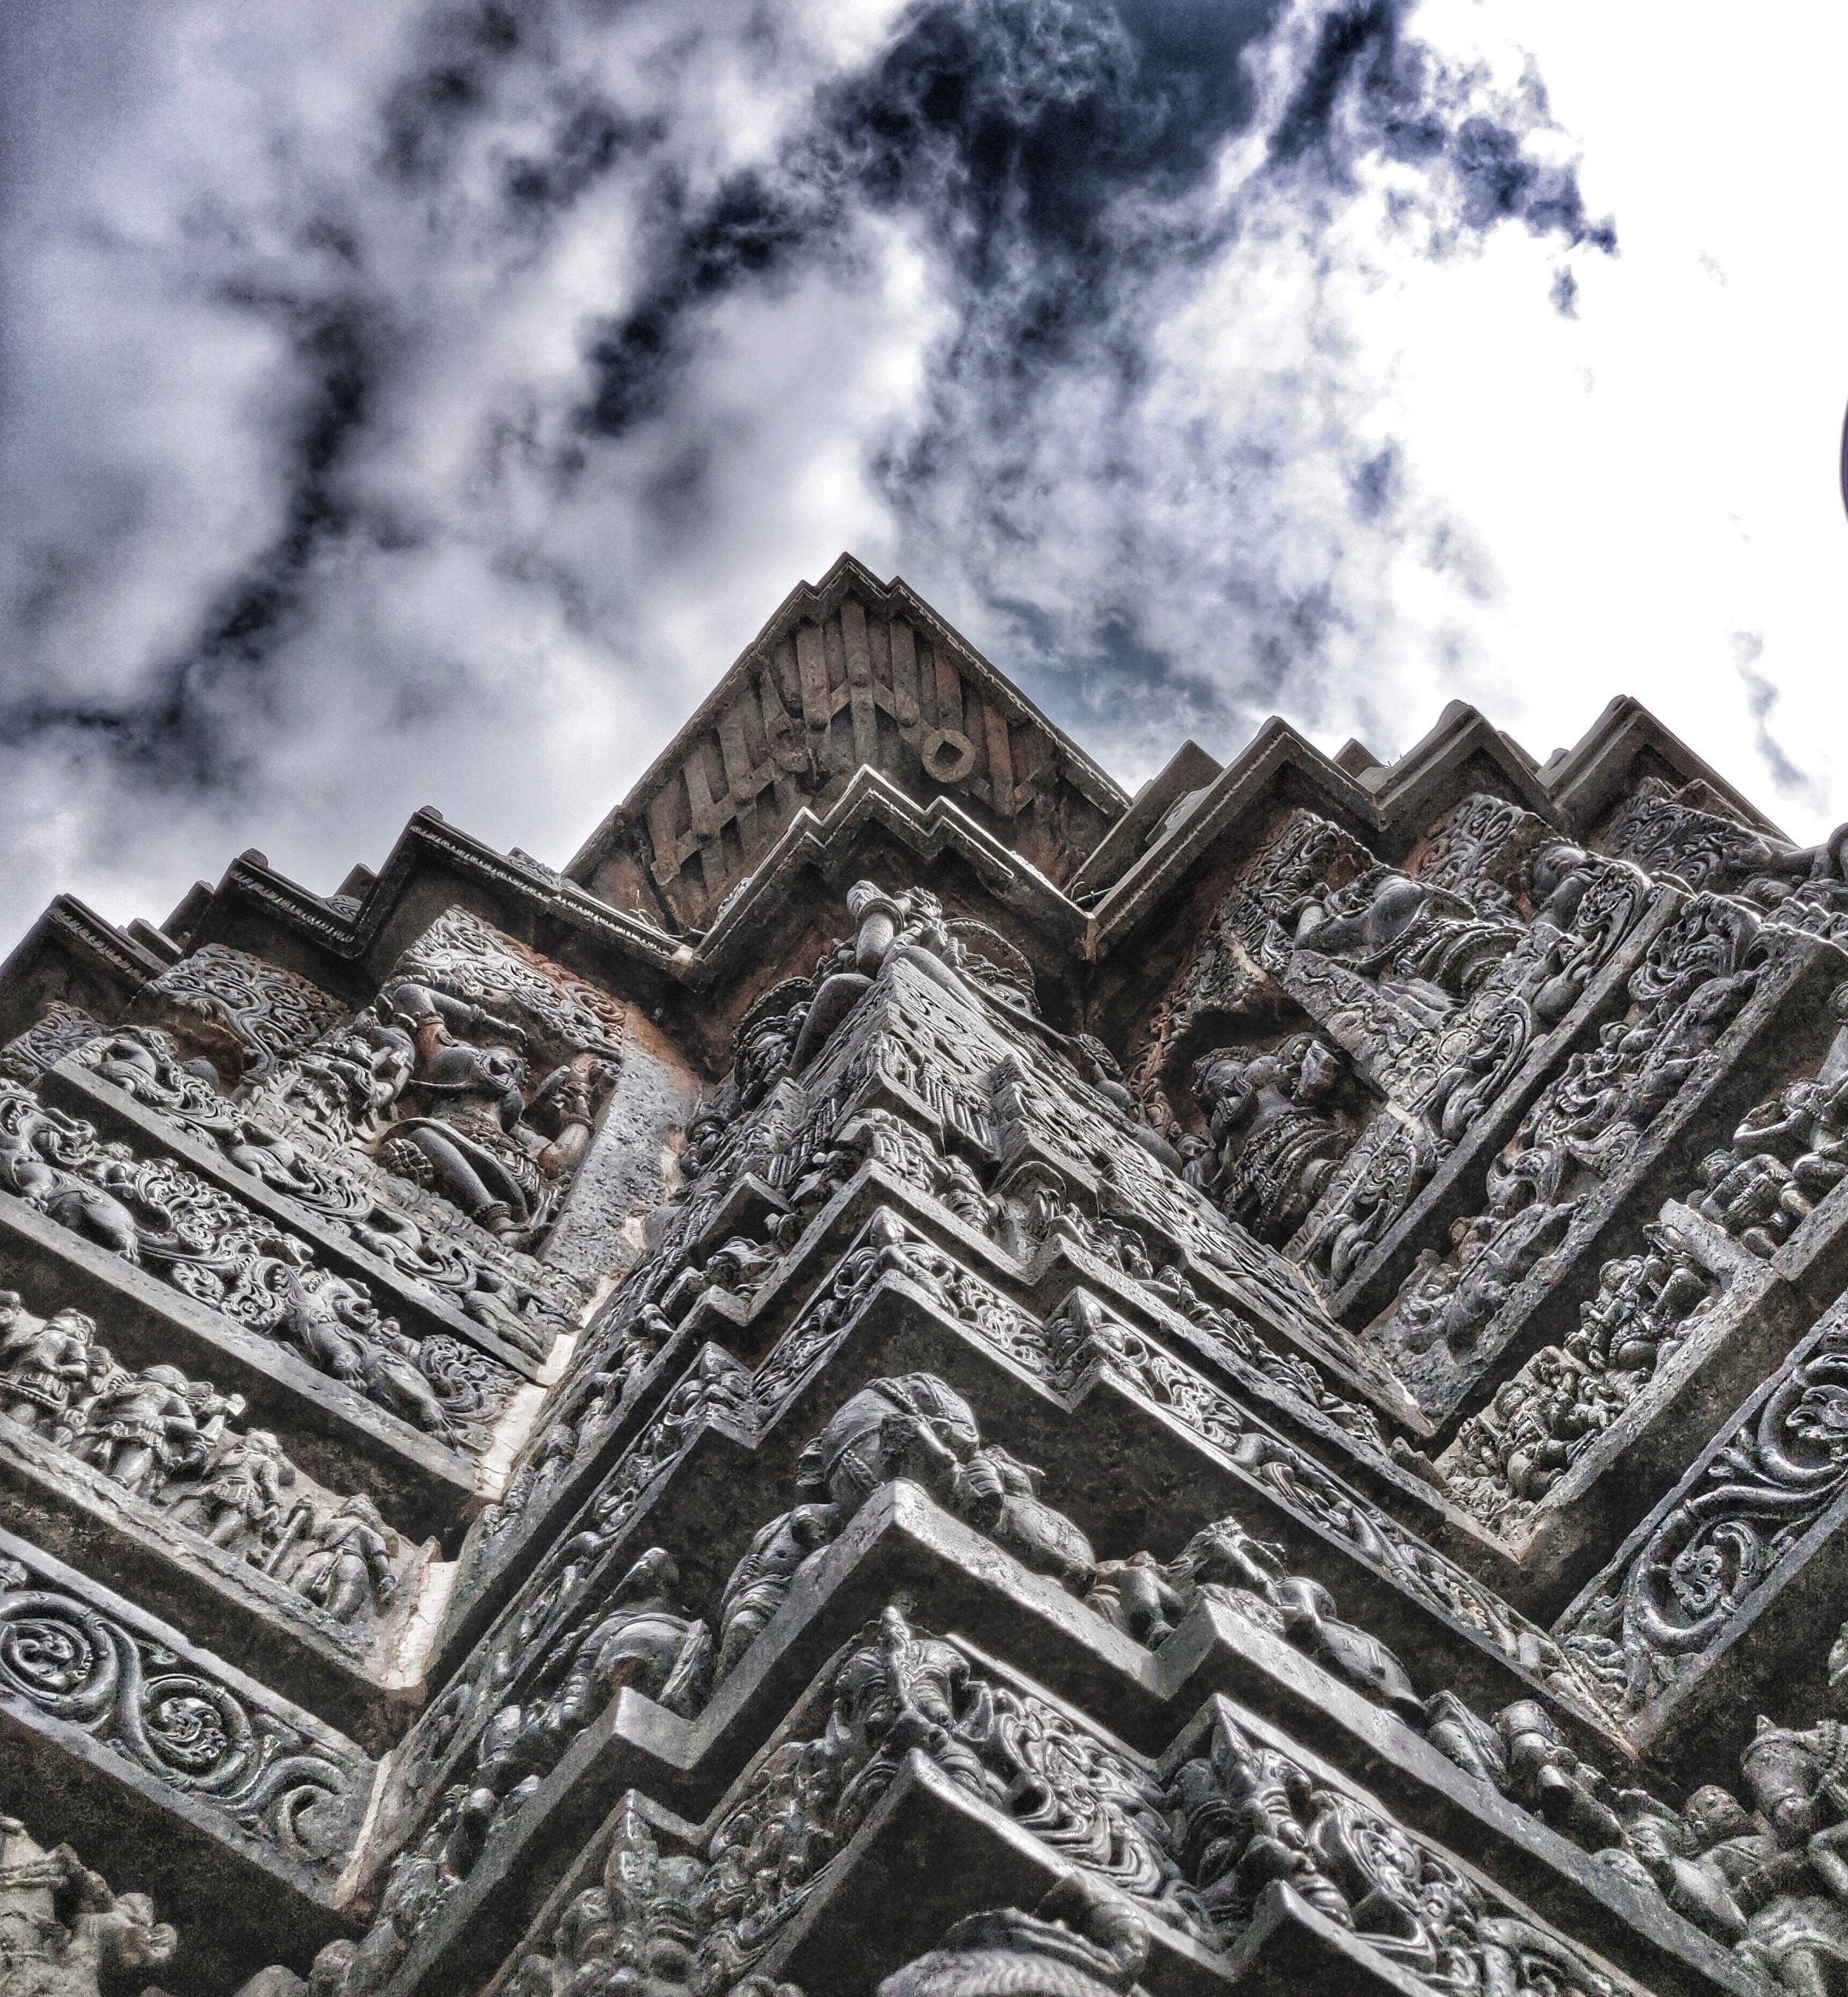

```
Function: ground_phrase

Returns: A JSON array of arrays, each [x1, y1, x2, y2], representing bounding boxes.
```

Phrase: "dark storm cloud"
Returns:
[[0, 0, 1614, 941], [5, 282, 398, 789]]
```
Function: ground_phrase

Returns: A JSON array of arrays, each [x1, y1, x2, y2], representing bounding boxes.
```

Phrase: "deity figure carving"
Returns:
[[493, 1797, 718, 1997], [283, 1495, 402, 1624], [373, 980, 606, 1240], [1605, 778, 1848, 932], [265, 1005, 417, 1146], [0, 1814, 176, 1997], [788, 882, 988, 1074], [1186, 1035, 1357, 1244], [1390, 1174, 1577, 1359], [1376, 894, 1767, 1370], [0, 1299, 95, 1442], [1168, 1709, 1620, 1991]]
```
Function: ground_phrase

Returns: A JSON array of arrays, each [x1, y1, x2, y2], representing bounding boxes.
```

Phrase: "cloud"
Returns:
[[1733, 631, 1825, 812], [0, 0, 1614, 945]]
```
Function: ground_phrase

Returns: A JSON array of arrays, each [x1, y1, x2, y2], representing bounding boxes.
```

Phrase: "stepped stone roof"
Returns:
[[0, 560, 1839, 1997]]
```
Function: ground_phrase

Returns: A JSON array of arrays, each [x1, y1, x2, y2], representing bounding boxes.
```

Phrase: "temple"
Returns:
[[1, 552, 1844, 1997]]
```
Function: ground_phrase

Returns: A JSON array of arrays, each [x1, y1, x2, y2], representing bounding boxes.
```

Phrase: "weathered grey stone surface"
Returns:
[[7, 557, 1848, 1995]]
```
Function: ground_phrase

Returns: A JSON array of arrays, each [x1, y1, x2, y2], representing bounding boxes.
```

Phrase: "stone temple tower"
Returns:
[[0, 552, 1843, 1997]]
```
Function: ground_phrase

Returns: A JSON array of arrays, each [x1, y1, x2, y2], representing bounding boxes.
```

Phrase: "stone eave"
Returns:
[[0, 894, 173, 1045], [1360, 699, 1559, 835], [1066, 738, 1224, 902], [1539, 693, 1789, 840], [1085, 716, 1385, 959], [51, 772, 1095, 1070]]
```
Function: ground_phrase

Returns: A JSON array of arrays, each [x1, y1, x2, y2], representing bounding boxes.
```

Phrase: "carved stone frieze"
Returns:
[[10, 573, 1848, 1997], [1133, 801, 1656, 1308], [1436, 1224, 1719, 1532], [0, 1539, 367, 1876], [75, 1027, 573, 1357], [0, 1080, 513, 1453], [1598, 779, 1848, 946], [453, 1611, 1637, 1997], [1169, 1702, 1633, 1995], [1689, 991, 1848, 1262], [1370, 892, 1773, 1403], [1557, 1309, 1848, 1727], [0, 1289, 412, 1627], [360, 1609, 1196, 1997]]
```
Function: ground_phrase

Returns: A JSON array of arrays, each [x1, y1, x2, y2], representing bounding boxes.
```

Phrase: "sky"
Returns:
[[2, 0, 1846, 949]]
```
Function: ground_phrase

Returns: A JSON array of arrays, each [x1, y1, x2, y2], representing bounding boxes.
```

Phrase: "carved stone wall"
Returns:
[[2, 561, 1846, 1997]]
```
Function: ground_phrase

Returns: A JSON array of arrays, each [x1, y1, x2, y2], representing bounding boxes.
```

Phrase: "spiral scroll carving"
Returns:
[[0, 1577, 357, 1864]]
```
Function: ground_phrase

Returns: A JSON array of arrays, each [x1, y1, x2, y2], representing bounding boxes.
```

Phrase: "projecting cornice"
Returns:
[[1538, 693, 1789, 842]]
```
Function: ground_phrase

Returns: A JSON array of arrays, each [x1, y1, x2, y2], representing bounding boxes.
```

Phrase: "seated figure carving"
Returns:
[[1438, 1227, 1714, 1527], [374, 981, 604, 1240], [1186, 1034, 1355, 1245]]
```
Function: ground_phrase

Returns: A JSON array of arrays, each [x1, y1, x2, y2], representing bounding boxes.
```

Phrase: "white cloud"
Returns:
[[5, 0, 1832, 957]]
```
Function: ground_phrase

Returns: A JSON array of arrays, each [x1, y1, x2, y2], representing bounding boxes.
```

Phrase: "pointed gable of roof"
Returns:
[[566, 554, 1129, 928]]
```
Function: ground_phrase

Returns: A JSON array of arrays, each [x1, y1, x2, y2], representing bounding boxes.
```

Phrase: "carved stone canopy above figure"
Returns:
[[128, 942, 347, 1086]]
